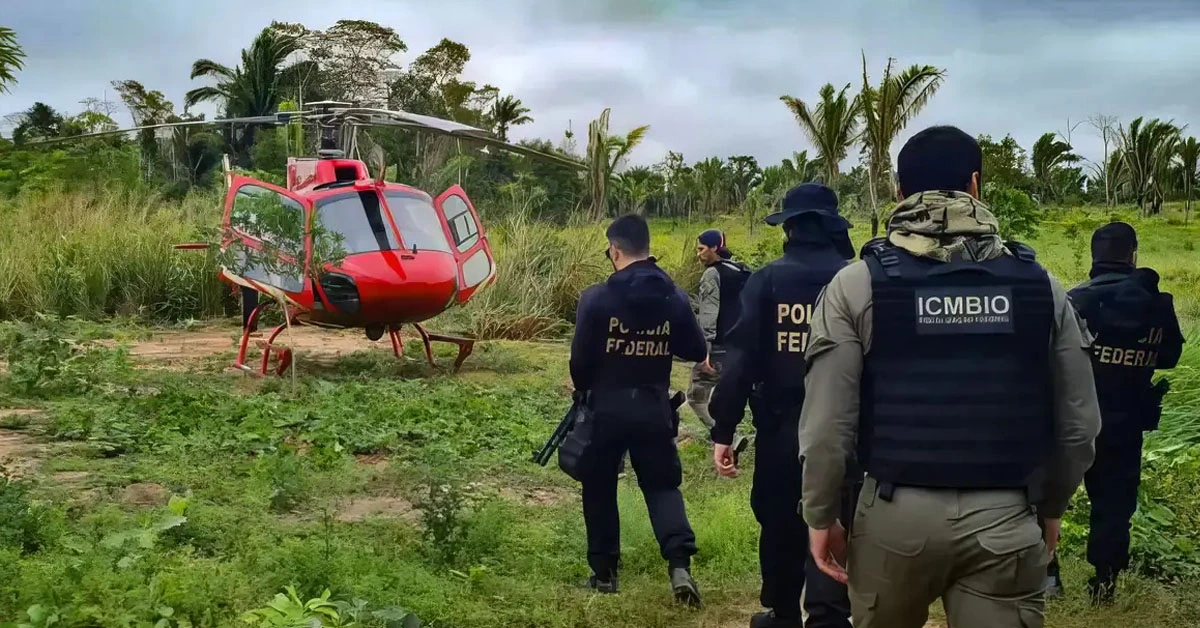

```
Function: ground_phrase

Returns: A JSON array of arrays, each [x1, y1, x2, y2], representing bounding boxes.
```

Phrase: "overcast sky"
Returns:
[[4, 0, 1199, 170]]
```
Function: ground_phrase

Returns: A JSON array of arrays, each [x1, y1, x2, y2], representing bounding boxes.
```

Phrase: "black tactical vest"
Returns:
[[859, 243, 1055, 491], [712, 260, 751, 346], [758, 247, 847, 393], [1069, 273, 1164, 413]]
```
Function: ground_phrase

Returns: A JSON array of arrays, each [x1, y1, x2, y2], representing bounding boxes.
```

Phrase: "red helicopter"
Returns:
[[38, 102, 584, 375]]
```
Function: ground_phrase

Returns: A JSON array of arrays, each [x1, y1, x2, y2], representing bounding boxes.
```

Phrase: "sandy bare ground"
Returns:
[[95, 324, 444, 370], [0, 409, 44, 476]]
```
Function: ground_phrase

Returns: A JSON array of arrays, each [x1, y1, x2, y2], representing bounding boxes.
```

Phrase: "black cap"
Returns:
[[765, 183, 851, 229]]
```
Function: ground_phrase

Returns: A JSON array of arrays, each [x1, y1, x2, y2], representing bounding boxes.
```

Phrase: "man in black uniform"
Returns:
[[708, 183, 857, 628], [569, 214, 708, 607], [1045, 221, 1185, 603]]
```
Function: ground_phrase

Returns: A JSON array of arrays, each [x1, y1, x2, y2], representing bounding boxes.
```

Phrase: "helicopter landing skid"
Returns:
[[234, 302, 295, 377], [387, 323, 475, 373]]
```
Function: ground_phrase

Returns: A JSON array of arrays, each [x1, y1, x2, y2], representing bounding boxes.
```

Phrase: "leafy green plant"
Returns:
[[984, 183, 1043, 241], [0, 469, 57, 554], [415, 480, 485, 566], [256, 446, 309, 513], [99, 493, 190, 569], [241, 587, 420, 628]]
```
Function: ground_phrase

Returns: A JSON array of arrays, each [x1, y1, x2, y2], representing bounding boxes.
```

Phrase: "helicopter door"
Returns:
[[432, 186, 496, 305], [222, 176, 316, 311]]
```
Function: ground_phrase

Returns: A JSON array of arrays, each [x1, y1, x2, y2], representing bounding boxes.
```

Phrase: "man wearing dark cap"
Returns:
[[569, 214, 707, 606], [799, 125, 1101, 628], [689, 228, 751, 449], [708, 183, 857, 628], [1043, 221, 1185, 603]]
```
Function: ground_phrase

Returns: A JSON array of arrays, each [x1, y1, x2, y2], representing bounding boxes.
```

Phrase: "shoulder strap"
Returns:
[[1003, 240, 1038, 263], [717, 260, 751, 275]]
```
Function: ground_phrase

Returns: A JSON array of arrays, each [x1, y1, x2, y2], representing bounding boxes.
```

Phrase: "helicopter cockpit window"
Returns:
[[440, 195, 480, 252], [383, 192, 453, 254], [230, 185, 305, 252], [314, 191, 400, 257], [226, 185, 307, 293]]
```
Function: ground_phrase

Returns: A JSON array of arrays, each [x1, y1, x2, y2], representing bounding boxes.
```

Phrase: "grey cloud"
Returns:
[[3, 0, 1198, 172]]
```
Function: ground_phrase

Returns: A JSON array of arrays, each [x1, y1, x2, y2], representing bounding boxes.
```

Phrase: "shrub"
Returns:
[[984, 184, 1043, 241]]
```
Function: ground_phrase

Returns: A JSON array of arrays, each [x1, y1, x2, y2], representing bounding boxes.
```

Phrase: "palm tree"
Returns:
[[1176, 137, 1199, 223], [614, 168, 655, 215], [780, 83, 860, 185], [0, 27, 26, 94], [1030, 132, 1081, 203], [1117, 117, 1182, 215], [185, 27, 307, 118], [585, 108, 650, 220], [859, 54, 947, 235], [781, 150, 825, 183], [491, 95, 533, 141], [694, 157, 730, 215]]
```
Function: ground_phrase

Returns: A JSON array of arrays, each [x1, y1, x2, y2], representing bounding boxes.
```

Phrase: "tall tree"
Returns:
[[1087, 113, 1119, 206], [1176, 137, 1199, 224], [859, 54, 947, 235], [491, 95, 533, 141], [1117, 117, 1181, 215], [390, 38, 474, 119], [779, 83, 860, 185], [977, 134, 1030, 192], [1030, 132, 1080, 203], [184, 26, 305, 118], [11, 102, 64, 145], [291, 20, 406, 106], [726, 155, 762, 206], [0, 27, 27, 94], [584, 108, 649, 220], [781, 150, 824, 184]]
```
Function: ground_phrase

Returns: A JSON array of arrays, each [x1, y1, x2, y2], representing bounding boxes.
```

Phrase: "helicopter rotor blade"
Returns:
[[349, 114, 585, 171], [25, 111, 311, 146]]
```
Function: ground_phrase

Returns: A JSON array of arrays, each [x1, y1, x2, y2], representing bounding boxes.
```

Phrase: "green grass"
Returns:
[[1, 196, 1200, 626]]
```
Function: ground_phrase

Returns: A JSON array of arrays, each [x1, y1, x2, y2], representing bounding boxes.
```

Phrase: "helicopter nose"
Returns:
[[324, 250, 459, 323]]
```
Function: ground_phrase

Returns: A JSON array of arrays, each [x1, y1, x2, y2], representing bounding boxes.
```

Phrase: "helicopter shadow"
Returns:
[[286, 339, 540, 382]]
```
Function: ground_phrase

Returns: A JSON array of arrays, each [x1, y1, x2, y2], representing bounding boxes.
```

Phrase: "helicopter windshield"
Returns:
[[382, 191, 453, 254], [314, 191, 401, 256]]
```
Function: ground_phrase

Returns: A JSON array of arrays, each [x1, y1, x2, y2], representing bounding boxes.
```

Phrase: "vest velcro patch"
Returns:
[[914, 286, 1015, 335]]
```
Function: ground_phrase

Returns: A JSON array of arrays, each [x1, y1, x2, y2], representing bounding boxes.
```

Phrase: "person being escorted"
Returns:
[[689, 228, 751, 453], [1043, 221, 1185, 603], [569, 214, 708, 607], [708, 183, 857, 628], [800, 125, 1101, 628]]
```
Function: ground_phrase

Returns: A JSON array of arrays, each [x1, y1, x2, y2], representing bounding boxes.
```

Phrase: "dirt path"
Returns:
[[0, 409, 44, 476], [98, 324, 431, 370]]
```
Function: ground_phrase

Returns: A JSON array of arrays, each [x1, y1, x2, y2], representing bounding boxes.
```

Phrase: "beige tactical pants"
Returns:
[[847, 477, 1049, 628], [686, 350, 725, 430]]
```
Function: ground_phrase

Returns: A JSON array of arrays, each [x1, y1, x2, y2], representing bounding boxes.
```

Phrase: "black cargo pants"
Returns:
[[749, 395, 854, 626], [1086, 416, 1144, 575], [1046, 414, 1144, 581], [580, 389, 698, 578]]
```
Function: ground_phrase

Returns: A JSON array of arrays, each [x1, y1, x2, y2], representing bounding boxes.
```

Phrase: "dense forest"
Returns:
[[1, 20, 1198, 235]]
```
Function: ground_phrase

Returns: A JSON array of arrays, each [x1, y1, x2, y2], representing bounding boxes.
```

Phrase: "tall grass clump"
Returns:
[[462, 211, 605, 340], [0, 189, 226, 321]]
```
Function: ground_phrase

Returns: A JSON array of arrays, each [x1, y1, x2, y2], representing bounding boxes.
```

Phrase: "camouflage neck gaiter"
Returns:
[[886, 190, 1007, 262]]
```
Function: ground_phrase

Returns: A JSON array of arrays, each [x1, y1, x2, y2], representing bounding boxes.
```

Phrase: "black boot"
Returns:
[[670, 567, 702, 608], [1088, 569, 1117, 605], [750, 610, 802, 628], [583, 573, 619, 594]]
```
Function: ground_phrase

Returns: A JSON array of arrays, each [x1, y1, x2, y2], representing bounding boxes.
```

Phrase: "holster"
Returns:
[[1143, 378, 1171, 432], [557, 392, 595, 482], [669, 390, 685, 436]]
